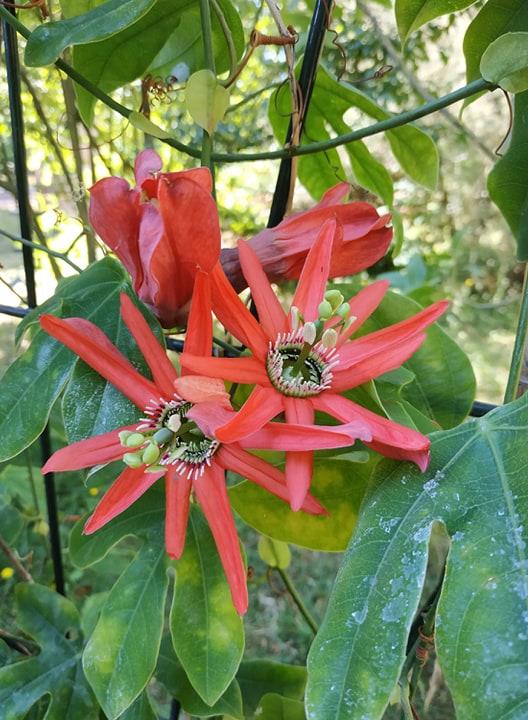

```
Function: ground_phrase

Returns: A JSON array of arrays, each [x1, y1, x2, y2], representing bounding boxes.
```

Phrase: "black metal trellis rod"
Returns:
[[2, 8, 65, 595], [268, 0, 334, 227]]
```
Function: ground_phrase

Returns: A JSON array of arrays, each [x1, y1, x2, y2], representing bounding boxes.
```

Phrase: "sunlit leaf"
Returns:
[[230, 458, 376, 552], [481, 32, 528, 92], [25, 0, 155, 66], [255, 693, 305, 719], [185, 69, 230, 134], [395, 0, 478, 44], [258, 536, 291, 569], [306, 394, 528, 719]]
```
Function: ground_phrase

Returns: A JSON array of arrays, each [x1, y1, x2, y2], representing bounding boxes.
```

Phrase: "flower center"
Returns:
[[266, 328, 339, 398], [120, 396, 219, 480]]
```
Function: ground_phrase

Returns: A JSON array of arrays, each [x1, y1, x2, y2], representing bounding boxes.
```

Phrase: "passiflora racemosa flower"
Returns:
[[89, 150, 220, 328], [181, 219, 448, 511], [221, 181, 393, 292], [40, 274, 369, 614]]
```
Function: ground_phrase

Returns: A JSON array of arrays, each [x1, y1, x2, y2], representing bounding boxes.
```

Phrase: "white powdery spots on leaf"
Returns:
[[451, 531, 464, 542], [347, 607, 367, 626], [412, 525, 430, 543], [379, 517, 401, 534], [381, 594, 408, 623]]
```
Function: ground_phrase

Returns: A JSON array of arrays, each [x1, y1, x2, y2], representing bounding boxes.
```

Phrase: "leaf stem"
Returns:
[[277, 567, 319, 636], [0, 5, 496, 164], [504, 263, 528, 403], [199, 0, 216, 181], [0, 228, 83, 273], [210, 0, 237, 82]]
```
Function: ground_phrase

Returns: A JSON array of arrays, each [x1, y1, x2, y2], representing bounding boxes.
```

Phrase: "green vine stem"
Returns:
[[199, 0, 216, 177], [0, 7, 496, 165], [210, 0, 238, 83], [0, 228, 83, 273], [504, 263, 528, 403], [277, 567, 319, 636]]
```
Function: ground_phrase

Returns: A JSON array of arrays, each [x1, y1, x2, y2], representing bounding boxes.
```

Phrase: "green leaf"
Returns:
[[230, 458, 376, 552], [118, 692, 157, 720], [70, 487, 168, 719], [269, 66, 438, 201], [157, 637, 244, 718], [0, 583, 98, 719], [488, 91, 528, 260], [0, 328, 74, 461], [146, 0, 244, 79], [71, 0, 190, 125], [258, 536, 291, 569], [463, 0, 528, 107], [236, 660, 306, 718], [128, 112, 171, 139], [25, 0, 155, 66], [255, 693, 305, 720], [481, 31, 528, 92], [395, 0, 478, 44], [185, 69, 230, 134], [83, 541, 169, 719], [170, 506, 244, 705], [339, 287, 476, 428], [306, 395, 528, 719]]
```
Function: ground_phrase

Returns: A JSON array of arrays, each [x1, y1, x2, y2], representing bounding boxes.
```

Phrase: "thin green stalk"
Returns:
[[199, 0, 216, 184], [0, 228, 83, 273], [24, 449, 40, 514], [0, 7, 497, 164], [277, 567, 319, 636], [504, 263, 528, 403], [210, 0, 237, 81], [212, 335, 242, 355]]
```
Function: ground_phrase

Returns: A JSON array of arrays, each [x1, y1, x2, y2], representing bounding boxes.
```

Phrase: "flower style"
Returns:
[[180, 219, 449, 511], [40, 275, 369, 614], [89, 150, 220, 328], [221, 182, 392, 292]]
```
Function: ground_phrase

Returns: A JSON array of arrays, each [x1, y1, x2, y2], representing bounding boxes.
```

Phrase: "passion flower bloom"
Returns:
[[89, 150, 220, 328], [221, 182, 392, 292], [40, 276, 368, 614], [181, 219, 448, 511]]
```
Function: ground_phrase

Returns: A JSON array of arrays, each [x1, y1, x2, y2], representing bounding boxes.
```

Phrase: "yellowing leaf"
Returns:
[[185, 69, 229, 134]]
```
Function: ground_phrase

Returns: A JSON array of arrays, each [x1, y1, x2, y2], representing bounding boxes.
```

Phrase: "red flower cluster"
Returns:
[[42, 151, 448, 613]]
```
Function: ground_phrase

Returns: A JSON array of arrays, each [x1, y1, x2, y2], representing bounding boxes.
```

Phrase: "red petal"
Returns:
[[179, 353, 271, 386], [41, 423, 137, 473], [238, 240, 287, 338], [84, 466, 163, 534], [88, 178, 143, 291], [40, 315, 161, 409], [164, 466, 192, 559], [215, 386, 284, 443], [183, 271, 212, 361], [292, 219, 336, 322], [134, 149, 162, 185], [120, 293, 177, 397], [283, 399, 314, 511], [337, 300, 448, 370], [332, 334, 426, 392], [175, 376, 230, 408], [158, 175, 220, 272], [241, 417, 371, 450], [338, 280, 390, 345], [313, 393, 430, 470], [193, 463, 248, 615], [186, 401, 234, 438], [217, 445, 325, 515], [210, 262, 269, 358]]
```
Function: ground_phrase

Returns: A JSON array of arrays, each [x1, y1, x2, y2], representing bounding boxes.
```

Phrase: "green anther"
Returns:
[[318, 300, 333, 319], [145, 464, 165, 474], [336, 302, 350, 319], [153, 427, 174, 445], [123, 452, 143, 468], [142, 443, 160, 465], [118, 430, 132, 446], [125, 432, 146, 448], [324, 289, 344, 309]]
